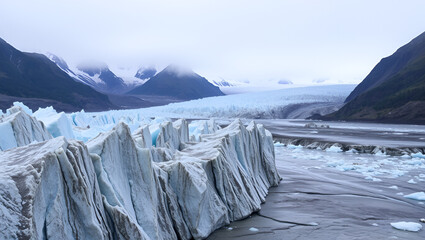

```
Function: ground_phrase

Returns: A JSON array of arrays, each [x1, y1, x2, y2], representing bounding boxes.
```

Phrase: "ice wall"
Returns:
[[0, 137, 111, 239], [86, 120, 279, 239], [0, 107, 280, 239]]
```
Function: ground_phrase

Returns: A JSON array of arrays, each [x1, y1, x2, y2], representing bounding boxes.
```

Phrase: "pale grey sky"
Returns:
[[1, 0, 425, 85]]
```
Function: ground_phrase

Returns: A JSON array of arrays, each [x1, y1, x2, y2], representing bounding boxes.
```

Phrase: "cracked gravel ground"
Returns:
[[208, 144, 425, 240]]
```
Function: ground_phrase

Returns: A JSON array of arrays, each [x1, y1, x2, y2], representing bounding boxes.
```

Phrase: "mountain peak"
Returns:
[[0, 39, 113, 112], [135, 66, 157, 80], [162, 64, 196, 77], [128, 66, 224, 100]]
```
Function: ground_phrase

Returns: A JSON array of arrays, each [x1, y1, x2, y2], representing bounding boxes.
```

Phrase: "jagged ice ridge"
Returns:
[[0, 104, 280, 239]]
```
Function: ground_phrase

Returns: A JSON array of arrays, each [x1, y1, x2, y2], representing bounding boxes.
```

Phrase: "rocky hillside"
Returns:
[[327, 31, 425, 124], [0, 38, 114, 112], [129, 65, 225, 100]]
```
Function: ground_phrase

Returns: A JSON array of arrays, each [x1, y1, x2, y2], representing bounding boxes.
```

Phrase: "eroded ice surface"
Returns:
[[0, 137, 111, 239], [0, 105, 280, 240]]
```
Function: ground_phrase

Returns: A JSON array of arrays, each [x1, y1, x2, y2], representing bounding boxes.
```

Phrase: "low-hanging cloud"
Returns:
[[1, 0, 425, 85]]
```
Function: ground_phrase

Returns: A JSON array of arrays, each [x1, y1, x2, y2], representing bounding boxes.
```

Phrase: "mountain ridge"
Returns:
[[128, 65, 225, 100], [326, 31, 425, 124], [0, 38, 115, 112]]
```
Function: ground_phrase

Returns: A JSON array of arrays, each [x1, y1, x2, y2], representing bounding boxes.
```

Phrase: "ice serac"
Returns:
[[189, 119, 220, 142], [86, 118, 279, 239], [132, 124, 152, 148], [0, 106, 52, 151], [158, 120, 280, 238], [0, 109, 280, 239], [87, 123, 182, 240], [33, 106, 75, 139], [0, 137, 111, 240]]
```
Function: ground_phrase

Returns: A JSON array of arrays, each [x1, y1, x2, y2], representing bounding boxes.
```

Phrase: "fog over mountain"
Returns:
[[1, 0, 425, 85]]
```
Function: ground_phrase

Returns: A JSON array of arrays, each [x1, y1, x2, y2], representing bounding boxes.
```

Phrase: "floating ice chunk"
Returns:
[[390, 222, 422, 232], [364, 176, 382, 182], [346, 148, 358, 153], [411, 152, 425, 159], [287, 144, 302, 149], [388, 185, 398, 190], [372, 223, 379, 226], [274, 142, 284, 147], [375, 151, 387, 156], [408, 179, 417, 184], [227, 227, 233, 230], [404, 159, 424, 166], [326, 145, 343, 153], [249, 227, 259, 232], [397, 192, 404, 196], [400, 154, 411, 159], [404, 192, 425, 201]]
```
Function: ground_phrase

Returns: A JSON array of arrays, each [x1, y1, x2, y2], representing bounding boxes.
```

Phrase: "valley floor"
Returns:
[[208, 120, 425, 239]]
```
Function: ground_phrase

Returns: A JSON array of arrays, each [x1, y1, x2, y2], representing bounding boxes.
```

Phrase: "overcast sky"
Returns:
[[1, 0, 425, 85]]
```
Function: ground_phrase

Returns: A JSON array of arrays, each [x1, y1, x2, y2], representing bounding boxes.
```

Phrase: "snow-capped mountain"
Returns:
[[76, 61, 129, 94], [211, 79, 237, 87], [46, 54, 143, 94], [128, 65, 225, 100], [45, 53, 99, 88], [0, 40, 113, 112], [135, 66, 157, 80]]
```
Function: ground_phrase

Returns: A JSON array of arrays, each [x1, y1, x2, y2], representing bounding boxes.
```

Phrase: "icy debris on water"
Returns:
[[390, 222, 422, 232], [304, 122, 330, 128], [404, 192, 425, 201]]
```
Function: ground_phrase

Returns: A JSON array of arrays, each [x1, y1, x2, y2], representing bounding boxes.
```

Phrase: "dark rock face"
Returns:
[[0, 38, 114, 112], [345, 31, 425, 103], [128, 65, 225, 100], [328, 31, 425, 124]]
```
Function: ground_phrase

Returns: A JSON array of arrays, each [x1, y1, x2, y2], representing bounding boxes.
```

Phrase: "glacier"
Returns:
[[0, 105, 280, 239], [126, 84, 356, 119], [64, 85, 355, 134]]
